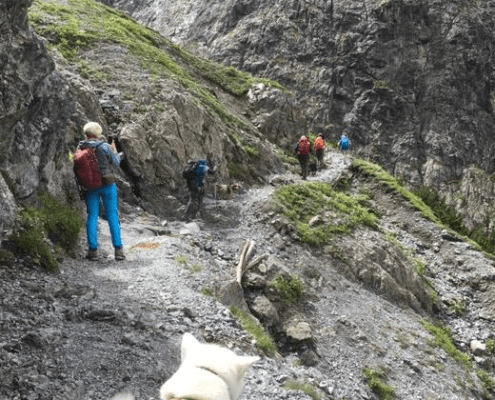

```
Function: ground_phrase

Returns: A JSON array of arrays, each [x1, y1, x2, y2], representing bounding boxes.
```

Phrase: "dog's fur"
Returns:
[[308, 162, 318, 176], [160, 333, 259, 400], [214, 183, 241, 200]]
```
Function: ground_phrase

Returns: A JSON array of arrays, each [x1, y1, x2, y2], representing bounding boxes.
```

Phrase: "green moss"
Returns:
[[10, 193, 83, 271], [363, 367, 395, 400], [244, 145, 260, 159], [284, 379, 321, 400], [352, 159, 442, 225], [230, 306, 277, 356], [422, 319, 472, 370], [273, 181, 378, 245], [477, 369, 495, 393], [176, 255, 187, 265]]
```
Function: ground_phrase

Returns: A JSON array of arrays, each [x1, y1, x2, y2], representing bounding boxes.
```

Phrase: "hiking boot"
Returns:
[[114, 247, 125, 261], [86, 249, 98, 261]]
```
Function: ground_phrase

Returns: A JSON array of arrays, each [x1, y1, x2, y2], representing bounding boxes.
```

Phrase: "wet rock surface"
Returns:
[[2, 151, 495, 400]]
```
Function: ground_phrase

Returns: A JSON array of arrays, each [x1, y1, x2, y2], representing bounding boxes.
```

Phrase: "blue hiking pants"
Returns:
[[85, 184, 123, 251]]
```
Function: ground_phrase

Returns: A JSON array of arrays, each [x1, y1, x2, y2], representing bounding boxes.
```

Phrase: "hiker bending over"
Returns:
[[183, 158, 216, 221], [74, 122, 125, 261], [314, 133, 326, 170], [295, 135, 312, 180]]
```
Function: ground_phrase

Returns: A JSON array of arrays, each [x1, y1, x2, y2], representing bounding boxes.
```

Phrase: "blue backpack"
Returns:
[[196, 159, 209, 188], [340, 135, 350, 150]]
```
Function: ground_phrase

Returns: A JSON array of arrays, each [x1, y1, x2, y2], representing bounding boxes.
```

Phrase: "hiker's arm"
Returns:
[[102, 143, 121, 166]]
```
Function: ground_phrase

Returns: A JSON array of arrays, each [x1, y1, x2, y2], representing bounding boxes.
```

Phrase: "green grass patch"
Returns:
[[276, 148, 299, 165], [284, 379, 321, 400], [487, 339, 495, 354], [477, 369, 495, 393], [273, 181, 378, 245], [352, 159, 441, 225], [244, 145, 260, 160], [363, 367, 395, 400], [176, 255, 187, 265], [449, 299, 466, 316], [29, 0, 284, 127], [271, 274, 305, 304], [10, 193, 83, 271], [230, 306, 277, 356], [422, 319, 472, 370], [413, 185, 495, 256], [201, 287, 214, 297]]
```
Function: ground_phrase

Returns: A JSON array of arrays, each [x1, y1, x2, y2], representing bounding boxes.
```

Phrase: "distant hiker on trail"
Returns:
[[74, 122, 125, 261], [314, 133, 326, 170], [338, 129, 351, 152], [295, 135, 312, 180], [183, 158, 216, 221]]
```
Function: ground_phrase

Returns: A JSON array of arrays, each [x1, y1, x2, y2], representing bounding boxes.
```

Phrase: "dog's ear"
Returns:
[[235, 355, 260, 375], [181, 332, 200, 361]]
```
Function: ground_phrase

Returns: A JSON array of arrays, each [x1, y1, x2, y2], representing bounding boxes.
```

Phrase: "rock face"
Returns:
[[101, 0, 495, 230], [0, 0, 299, 237], [0, 0, 80, 234]]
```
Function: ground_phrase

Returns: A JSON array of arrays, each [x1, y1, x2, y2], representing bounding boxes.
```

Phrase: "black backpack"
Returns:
[[182, 160, 198, 179]]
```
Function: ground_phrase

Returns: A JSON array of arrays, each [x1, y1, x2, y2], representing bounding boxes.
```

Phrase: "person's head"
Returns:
[[83, 122, 103, 139]]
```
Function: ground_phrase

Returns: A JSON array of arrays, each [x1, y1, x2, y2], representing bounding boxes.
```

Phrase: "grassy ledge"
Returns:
[[28, 0, 285, 126], [273, 181, 378, 245]]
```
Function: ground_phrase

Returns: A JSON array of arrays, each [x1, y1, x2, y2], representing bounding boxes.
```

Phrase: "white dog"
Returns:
[[159, 332, 259, 400]]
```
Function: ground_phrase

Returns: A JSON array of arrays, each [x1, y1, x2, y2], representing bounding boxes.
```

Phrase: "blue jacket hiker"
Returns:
[[77, 122, 125, 261], [183, 158, 215, 221], [338, 133, 351, 151]]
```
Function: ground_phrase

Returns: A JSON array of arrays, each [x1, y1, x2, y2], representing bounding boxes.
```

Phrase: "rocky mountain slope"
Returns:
[[3, 0, 495, 399], [3, 150, 495, 400], [101, 0, 495, 233]]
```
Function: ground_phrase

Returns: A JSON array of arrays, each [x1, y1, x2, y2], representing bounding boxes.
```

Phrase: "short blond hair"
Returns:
[[83, 122, 103, 138]]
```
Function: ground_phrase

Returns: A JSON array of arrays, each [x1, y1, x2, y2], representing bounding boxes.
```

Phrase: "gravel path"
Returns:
[[2, 150, 494, 400]]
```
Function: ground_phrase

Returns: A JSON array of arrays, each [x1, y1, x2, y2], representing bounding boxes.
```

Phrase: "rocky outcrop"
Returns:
[[0, 0, 95, 238], [101, 0, 495, 231], [0, 0, 301, 238]]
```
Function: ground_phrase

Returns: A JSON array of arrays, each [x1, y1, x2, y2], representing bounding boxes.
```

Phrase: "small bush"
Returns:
[[10, 193, 83, 271], [477, 369, 495, 392], [487, 339, 495, 354], [363, 367, 395, 400], [271, 274, 305, 304]]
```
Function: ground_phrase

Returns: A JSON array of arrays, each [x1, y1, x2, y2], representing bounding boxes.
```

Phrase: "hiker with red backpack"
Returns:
[[294, 135, 312, 180], [74, 122, 125, 261], [314, 133, 326, 170]]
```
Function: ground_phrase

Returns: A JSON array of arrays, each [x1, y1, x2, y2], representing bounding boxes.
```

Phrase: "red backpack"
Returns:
[[298, 137, 311, 155], [74, 144, 103, 190]]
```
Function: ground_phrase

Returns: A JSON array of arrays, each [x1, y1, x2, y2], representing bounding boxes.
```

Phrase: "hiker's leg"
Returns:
[[301, 155, 309, 180], [101, 184, 123, 249], [198, 187, 205, 216], [185, 188, 198, 219], [85, 188, 101, 251]]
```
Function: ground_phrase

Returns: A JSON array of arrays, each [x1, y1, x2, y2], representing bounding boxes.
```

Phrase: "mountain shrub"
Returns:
[[10, 193, 83, 271]]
